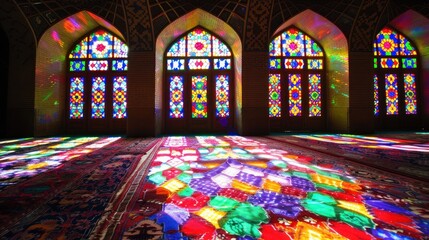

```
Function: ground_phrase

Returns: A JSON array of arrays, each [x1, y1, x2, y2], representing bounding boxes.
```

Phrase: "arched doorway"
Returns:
[[373, 27, 422, 130], [268, 26, 326, 132], [66, 28, 128, 134], [164, 27, 234, 134]]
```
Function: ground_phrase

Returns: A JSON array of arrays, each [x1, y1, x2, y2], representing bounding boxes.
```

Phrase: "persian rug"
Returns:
[[94, 136, 429, 240], [266, 133, 429, 182], [0, 137, 160, 239]]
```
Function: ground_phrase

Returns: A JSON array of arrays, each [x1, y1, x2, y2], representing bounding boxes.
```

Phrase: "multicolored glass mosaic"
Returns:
[[169, 76, 184, 118], [402, 58, 417, 69], [215, 75, 230, 118], [88, 30, 113, 58], [188, 59, 210, 70], [305, 35, 323, 57], [88, 60, 108, 71], [269, 58, 281, 69], [113, 76, 127, 118], [214, 59, 231, 70], [69, 77, 84, 119], [69, 60, 86, 71], [288, 74, 302, 116], [307, 59, 323, 70], [376, 28, 399, 56], [192, 76, 208, 118], [167, 37, 186, 57], [113, 37, 128, 58], [385, 74, 399, 115], [213, 38, 231, 56], [404, 73, 417, 115], [380, 58, 399, 68], [374, 75, 379, 116], [399, 35, 417, 56], [91, 76, 106, 119], [269, 35, 282, 56], [269, 74, 281, 118], [308, 74, 322, 117], [282, 28, 304, 57], [188, 29, 211, 57], [69, 37, 88, 58], [284, 59, 304, 69], [112, 60, 128, 71], [167, 59, 185, 71]]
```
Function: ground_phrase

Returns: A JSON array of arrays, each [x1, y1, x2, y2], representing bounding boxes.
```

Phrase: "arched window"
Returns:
[[164, 27, 233, 133], [373, 27, 420, 129], [268, 27, 325, 131], [67, 29, 128, 133]]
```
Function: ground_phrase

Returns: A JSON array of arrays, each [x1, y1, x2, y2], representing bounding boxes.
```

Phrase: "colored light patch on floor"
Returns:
[[0, 137, 120, 188], [132, 136, 429, 239]]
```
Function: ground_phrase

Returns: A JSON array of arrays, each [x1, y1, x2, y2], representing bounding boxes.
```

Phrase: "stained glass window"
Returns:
[[268, 27, 324, 120], [374, 27, 418, 117], [69, 77, 84, 119], [166, 27, 233, 121], [169, 76, 184, 118], [91, 76, 106, 118], [192, 76, 208, 118], [67, 29, 128, 122]]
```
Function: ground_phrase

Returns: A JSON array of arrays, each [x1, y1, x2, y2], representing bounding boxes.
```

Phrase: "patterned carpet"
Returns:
[[0, 137, 159, 239], [94, 135, 429, 240]]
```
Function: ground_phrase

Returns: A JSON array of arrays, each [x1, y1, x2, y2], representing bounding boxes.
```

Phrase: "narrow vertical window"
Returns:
[[269, 74, 281, 117], [404, 73, 417, 115], [385, 74, 398, 115], [192, 76, 208, 118], [374, 75, 379, 116], [69, 77, 84, 119], [169, 76, 184, 118], [91, 76, 106, 119], [113, 76, 127, 118], [215, 75, 230, 117], [289, 74, 302, 116], [308, 74, 321, 117]]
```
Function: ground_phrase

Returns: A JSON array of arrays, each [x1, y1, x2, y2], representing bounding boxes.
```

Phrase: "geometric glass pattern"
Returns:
[[308, 74, 321, 117], [167, 59, 185, 71], [192, 76, 208, 118], [213, 38, 231, 56], [113, 76, 127, 118], [215, 75, 229, 117], [88, 60, 109, 71], [403, 73, 417, 115], [374, 27, 418, 117], [385, 74, 398, 115], [70, 60, 86, 71], [69, 77, 84, 119], [67, 29, 128, 123], [188, 29, 211, 57], [289, 74, 302, 116], [269, 26, 324, 121], [214, 59, 231, 70], [169, 76, 184, 118], [112, 60, 128, 71], [269, 74, 281, 118], [167, 37, 186, 57], [374, 75, 379, 116], [91, 76, 106, 119], [188, 59, 210, 70]]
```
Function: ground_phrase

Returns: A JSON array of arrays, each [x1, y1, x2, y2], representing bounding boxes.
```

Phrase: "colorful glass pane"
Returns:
[[91, 76, 106, 118], [404, 73, 417, 115], [213, 38, 231, 56], [69, 77, 84, 119], [385, 74, 398, 115], [289, 74, 302, 116], [113, 76, 127, 118], [215, 75, 230, 117], [269, 35, 281, 56], [376, 28, 399, 56], [309, 74, 322, 117], [374, 75, 379, 116], [167, 37, 186, 57], [70, 60, 86, 71], [88, 60, 109, 71], [402, 58, 417, 69], [192, 75, 208, 118], [282, 28, 304, 57], [380, 58, 399, 68], [284, 59, 304, 69], [187, 29, 211, 57], [305, 35, 323, 56], [308, 59, 323, 70], [188, 59, 210, 70], [373, 42, 378, 56], [269, 59, 281, 69], [214, 59, 231, 70], [69, 37, 88, 58], [269, 74, 281, 118], [112, 60, 128, 71], [167, 59, 185, 70], [399, 35, 417, 56], [374, 58, 378, 68], [88, 30, 113, 58], [169, 76, 184, 118], [113, 37, 128, 58]]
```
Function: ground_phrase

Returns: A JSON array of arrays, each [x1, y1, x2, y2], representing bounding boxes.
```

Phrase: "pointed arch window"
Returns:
[[268, 27, 325, 130], [165, 27, 233, 129], [67, 29, 128, 121], [373, 27, 418, 116]]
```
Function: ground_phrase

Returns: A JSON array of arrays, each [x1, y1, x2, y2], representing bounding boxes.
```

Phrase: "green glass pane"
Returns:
[[147, 172, 166, 185], [209, 196, 239, 212], [176, 173, 192, 183], [177, 186, 195, 197]]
